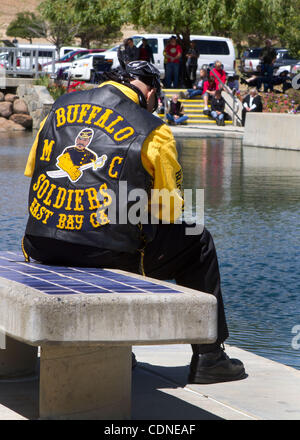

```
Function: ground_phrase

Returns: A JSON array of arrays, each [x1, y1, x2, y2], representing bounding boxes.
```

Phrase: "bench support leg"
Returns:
[[39, 345, 132, 420], [0, 336, 38, 378]]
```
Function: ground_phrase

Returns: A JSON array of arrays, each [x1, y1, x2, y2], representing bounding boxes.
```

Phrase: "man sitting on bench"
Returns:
[[22, 61, 245, 384]]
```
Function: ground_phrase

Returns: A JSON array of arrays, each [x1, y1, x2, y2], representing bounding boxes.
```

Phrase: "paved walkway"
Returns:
[[0, 344, 299, 420]]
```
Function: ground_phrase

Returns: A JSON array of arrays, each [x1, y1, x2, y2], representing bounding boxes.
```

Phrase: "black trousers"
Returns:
[[24, 223, 229, 355]]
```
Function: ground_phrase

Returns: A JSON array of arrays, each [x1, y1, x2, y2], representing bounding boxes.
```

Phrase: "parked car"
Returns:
[[241, 47, 299, 74], [42, 49, 105, 74], [69, 53, 112, 82], [101, 34, 236, 78]]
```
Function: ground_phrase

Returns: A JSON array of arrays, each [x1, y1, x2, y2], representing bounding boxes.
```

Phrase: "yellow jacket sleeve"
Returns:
[[141, 123, 184, 222], [24, 117, 48, 177]]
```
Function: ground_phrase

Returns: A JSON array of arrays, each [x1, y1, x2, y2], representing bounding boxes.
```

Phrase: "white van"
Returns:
[[17, 44, 58, 71], [102, 34, 236, 78]]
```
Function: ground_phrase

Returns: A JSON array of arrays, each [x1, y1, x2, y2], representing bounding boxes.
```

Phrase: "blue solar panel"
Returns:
[[0, 251, 179, 296]]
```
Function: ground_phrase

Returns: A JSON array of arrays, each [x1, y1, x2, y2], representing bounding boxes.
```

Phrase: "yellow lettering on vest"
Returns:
[[43, 183, 57, 206], [90, 212, 100, 228], [99, 183, 112, 208], [86, 187, 100, 210], [97, 209, 110, 226], [35, 206, 46, 221], [40, 139, 55, 162], [85, 105, 102, 124], [30, 198, 40, 216], [33, 174, 46, 192], [74, 189, 84, 211], [29, 198, 53, 224], [67, 104, 81, 124], [42, 209, 54, 224], [65, 189, 75, 211], [57, 213, 67, 229], [105, 116, 124, 134], [94, 109, 113, 128], [53, 187, 67, 209], [77, 104, 91, 123], [36, 179, 50, 199], [75, 215, 84, 230], [108, 156, 123, 179], [66, 215, 75, 230], [56, 107, 66, 127], [113, 127, 135, 142]]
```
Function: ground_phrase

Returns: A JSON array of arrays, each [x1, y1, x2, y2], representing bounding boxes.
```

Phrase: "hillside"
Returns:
[[0, 0, 135, 46]]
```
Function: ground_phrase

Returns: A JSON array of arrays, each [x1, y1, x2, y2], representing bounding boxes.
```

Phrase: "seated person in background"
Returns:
[[272, 70, 292, 92], [203, 76, 217, 112], [227, 75, 241, 96], [157, 90, 165, 115], [166, 94, 188, 125], [184, 69, 208, 99], [210, 61, 226, 90], [242, 88, 263, 126], [210, 90, 226, 126], [240, 65, 263, 91]]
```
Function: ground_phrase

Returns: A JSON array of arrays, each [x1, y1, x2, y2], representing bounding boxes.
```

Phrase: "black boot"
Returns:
[[188, 345, 246, 384]]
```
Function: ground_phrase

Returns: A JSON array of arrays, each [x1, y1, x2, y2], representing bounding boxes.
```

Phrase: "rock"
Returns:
[[4, 93, 18, 102], [13, 98, 29, 114], [0, 116, 25, 131], [0, 92, 4, 102], [9, 113, 33, 129], [0, 101, 13, 118]]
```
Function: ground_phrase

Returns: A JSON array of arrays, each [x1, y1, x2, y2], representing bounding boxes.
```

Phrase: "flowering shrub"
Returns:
[[262, 92, 299, 114], [34, 75, 88, 100]]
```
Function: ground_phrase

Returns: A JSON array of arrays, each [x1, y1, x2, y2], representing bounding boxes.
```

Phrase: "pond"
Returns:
[[0, 131, 299, 370]]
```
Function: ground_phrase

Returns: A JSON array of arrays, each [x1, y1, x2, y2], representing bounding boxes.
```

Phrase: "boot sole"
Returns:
[[188, 368, 246, 385]]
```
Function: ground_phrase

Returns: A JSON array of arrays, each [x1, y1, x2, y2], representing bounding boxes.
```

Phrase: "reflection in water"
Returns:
[[177, 137, 300, 370], [0, 133, 300, 370]]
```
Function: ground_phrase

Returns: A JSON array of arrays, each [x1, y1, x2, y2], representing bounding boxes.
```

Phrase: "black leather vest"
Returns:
[[25, 84, 163, 252]]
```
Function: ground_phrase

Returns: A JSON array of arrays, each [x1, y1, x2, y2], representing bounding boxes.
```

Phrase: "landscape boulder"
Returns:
[[13, 98, 29, 114], [0, 116, 25, 132], [9, 113, 33, 129], [0, 101, 13, 118], [4, 93, 18, 103]]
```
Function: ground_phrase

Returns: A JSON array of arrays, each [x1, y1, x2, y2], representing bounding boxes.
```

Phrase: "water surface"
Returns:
[[0, 132, 299, 370]]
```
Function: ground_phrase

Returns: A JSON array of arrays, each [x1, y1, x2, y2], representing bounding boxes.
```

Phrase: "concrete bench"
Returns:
[[0, 251, 217, 420]]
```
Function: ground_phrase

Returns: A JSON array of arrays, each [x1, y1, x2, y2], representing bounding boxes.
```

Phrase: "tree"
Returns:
[[38, 0, 123, 49], [71, 0, 124, 48], [38, 0, 79, 49], [6, 12, 47, 44]]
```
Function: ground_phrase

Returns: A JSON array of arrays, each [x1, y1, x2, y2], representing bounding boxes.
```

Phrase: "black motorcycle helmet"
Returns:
[[102, 61, 161, 112], [125, 60, 161, 95]]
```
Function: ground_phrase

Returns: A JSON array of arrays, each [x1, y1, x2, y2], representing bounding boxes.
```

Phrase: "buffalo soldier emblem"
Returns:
[[47, 128, 107, 182]]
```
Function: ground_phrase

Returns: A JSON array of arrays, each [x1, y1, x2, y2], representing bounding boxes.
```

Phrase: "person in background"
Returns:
[[138, 38, 154, 63], [203, 75, 217, 112], [227, 75, 240, 96], [117, 38, 129, 69], [186, 40, 200, 85], [117, 38, 139, 69], [164, 36, 182, 88], [166, 94, 188, 125], [242, 88, 263, 126], [210, 89, 226, 125], [210, 61, 226, 90], [260, 39, 277, 92], [184, 68, 207, 99]]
